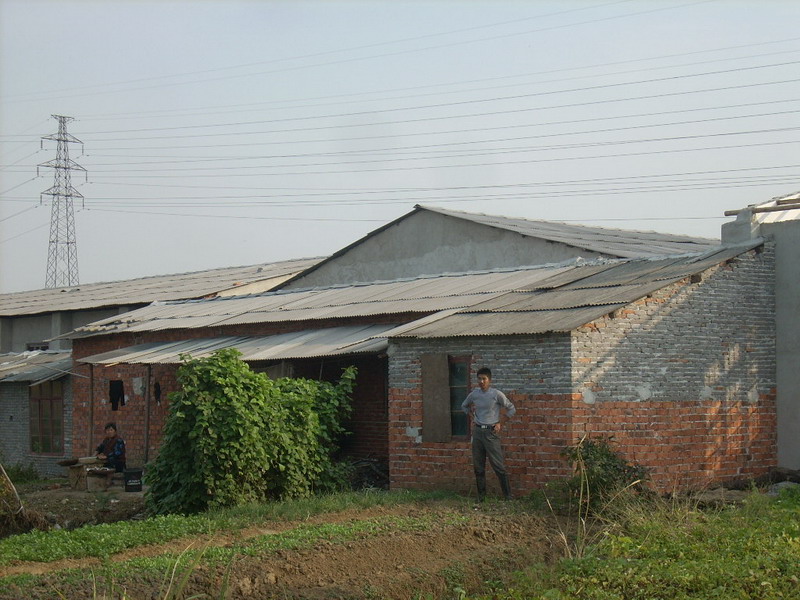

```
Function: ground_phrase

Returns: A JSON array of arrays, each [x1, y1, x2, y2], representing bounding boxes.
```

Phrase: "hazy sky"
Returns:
[[1, 0, 798, 293]]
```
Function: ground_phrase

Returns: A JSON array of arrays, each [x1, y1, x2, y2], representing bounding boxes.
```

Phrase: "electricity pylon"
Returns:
[[38, 115, 86, 288]]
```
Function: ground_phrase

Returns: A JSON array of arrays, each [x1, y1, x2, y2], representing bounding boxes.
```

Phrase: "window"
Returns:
[[448, 357, 470, 436], [26, 342, 49, 351], [421, 353, 471, 442], [30, 379, 64, 454], [109, 380, 125, 410]]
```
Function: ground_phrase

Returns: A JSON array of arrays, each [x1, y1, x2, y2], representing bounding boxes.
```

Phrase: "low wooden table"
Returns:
[[66, 459, 112, 491], [67, 464, 88, 490]]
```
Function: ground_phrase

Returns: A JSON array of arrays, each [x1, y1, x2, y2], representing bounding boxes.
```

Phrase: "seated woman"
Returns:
[[95, 422, 126, 472]]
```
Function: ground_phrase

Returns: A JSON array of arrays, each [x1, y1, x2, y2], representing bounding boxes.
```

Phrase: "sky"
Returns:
[[1, 0, 798, 294]]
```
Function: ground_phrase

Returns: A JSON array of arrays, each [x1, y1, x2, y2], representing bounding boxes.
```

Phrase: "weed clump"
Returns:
[[562, 435, 649, 512], [0, 463, 50, 539]]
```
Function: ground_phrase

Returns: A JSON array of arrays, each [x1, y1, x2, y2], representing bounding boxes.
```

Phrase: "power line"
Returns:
[[75, 59, 800, 138], [69, 77, 800, 144], [79, 138, 800, 180], [0, 0, 714, 104], [79, 162, 800, 193], [53, 97, 800, 154], [77, 128, 800, 176], [69, 108, 800, 168], [69, 44, 800, 124]]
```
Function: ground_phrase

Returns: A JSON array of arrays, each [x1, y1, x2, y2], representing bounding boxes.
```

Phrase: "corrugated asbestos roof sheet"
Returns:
[[421, 205, 721, 258], [466, 280, 679, 312], [0, 351, 73, 384], [65, 266, 575, 338], [78, 325, 392, 365], [385, 306, 627, 338], [67, 241, 761, 343], [0, 258, 322, 316], [384, 241, 762, 339]]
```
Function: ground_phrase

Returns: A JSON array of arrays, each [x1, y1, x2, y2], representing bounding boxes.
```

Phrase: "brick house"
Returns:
[[67, 238, 777, 494], [0, 258, 320, 476]]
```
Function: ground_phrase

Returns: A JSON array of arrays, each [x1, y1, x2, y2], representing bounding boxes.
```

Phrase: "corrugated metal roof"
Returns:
[[0, 257, 322, 317], [468, 280, 680, 312], [517, 263, 612, 290], [78, 325, 393, 365], [421, 205, 720, 258], [387, 305, 626, 338], [0, 351, 73, 384], [66, 242, 760, 343], [65, 266, 576, 338], [624, 244, 761, 283]]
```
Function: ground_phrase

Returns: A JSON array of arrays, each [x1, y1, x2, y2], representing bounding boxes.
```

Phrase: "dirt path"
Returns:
[[1, 500, 558, 599]]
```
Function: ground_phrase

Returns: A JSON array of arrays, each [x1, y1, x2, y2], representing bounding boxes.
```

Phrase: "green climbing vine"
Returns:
[[145, 348, 356, 515]]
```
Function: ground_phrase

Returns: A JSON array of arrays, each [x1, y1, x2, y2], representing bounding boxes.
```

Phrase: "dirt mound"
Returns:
[[12, 479, 146, 532]]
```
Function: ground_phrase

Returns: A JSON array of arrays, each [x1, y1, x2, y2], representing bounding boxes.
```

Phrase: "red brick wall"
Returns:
[[293, 355, 389, 461], [71, 360, 176, 467], [571, 396, 777, 491], [388, 385, 777, 496], [71, 323, 391, 467], [388, 386, 577, 496]]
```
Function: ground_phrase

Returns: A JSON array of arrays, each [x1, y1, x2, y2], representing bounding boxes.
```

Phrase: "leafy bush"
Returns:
[[561, 435, 649, 510], [145, 348, 356, 514]]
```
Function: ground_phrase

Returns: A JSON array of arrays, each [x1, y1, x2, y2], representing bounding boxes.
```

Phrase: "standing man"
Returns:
[[461, 367, 515, 502]]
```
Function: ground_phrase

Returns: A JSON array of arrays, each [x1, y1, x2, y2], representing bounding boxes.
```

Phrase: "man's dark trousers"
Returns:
[[472, 426, 512, 500]]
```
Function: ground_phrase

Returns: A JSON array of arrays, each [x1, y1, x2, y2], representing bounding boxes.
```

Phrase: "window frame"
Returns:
[[447, 355, 471, 438], [421, 353, 472, 443], [29, 379, 64, 456]]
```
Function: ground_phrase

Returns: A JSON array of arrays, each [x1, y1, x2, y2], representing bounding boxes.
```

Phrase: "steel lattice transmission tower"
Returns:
[[38, 115, 86, 288]]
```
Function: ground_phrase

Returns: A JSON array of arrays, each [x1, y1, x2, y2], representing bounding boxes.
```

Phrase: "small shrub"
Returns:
[[561, 436, 649, 510]]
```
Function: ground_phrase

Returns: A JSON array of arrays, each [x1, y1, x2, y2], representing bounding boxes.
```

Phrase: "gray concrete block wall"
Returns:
[[0, 378, 73, 478], [571, 245, 776, 405], [0, 382, 29, 465], [388, 334, 573, 396]]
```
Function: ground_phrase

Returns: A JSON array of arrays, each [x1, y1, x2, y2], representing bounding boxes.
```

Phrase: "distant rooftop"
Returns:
[[0, 350, 73, 384], [418, 205, 721, 258], [0, 257, 322, 317]]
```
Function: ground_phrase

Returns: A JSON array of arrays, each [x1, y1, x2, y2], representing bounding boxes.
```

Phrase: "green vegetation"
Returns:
[[0, 489, 462, 598], [476, 487, 800, 600], [2, 434, 798, 600], [0, 489, 444, 566], [561, 435, 650, 511], [1, 487, 799, 599], [145, 348, 356, 514], [3, 462, 40, 486]]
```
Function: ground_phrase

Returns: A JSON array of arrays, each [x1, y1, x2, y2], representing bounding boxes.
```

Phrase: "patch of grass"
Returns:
[[0, 489, 452, 566], [469, 488, 800, 600], [0, 512, 470, 597], [4, 463, 41, 485]]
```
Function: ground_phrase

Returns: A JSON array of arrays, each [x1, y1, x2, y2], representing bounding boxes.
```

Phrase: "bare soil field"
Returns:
[[14, 478, 147, 530], [3, 483, 557, 599]]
